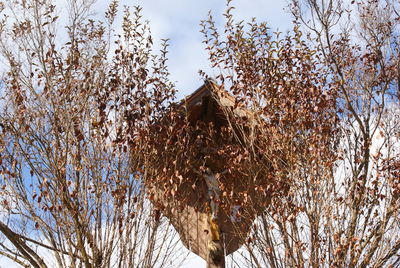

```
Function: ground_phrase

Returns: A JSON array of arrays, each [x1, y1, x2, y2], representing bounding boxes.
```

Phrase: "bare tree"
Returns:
[[0, 0, 185, 267]]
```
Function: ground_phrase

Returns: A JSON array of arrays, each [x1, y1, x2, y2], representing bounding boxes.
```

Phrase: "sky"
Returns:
[[0, 0, 293, 267]]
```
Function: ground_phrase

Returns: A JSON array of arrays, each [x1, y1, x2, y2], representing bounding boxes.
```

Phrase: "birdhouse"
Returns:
[[147, 80, 274, 265]]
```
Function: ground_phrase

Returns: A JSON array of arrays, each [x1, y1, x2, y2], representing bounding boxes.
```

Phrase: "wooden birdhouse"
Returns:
[[147, 80, 273, 267]]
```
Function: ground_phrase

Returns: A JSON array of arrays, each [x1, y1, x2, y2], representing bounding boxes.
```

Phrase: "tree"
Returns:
[[205, 0, 400, 267], [0, 0, 185, 267]]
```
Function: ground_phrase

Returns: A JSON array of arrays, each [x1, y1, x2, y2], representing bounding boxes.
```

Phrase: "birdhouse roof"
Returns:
[[181, 80, 250, 124]]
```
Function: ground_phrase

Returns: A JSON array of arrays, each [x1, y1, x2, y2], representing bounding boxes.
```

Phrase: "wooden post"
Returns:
[[207, 216, 225, 268], [203, 169, 225, 268]]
